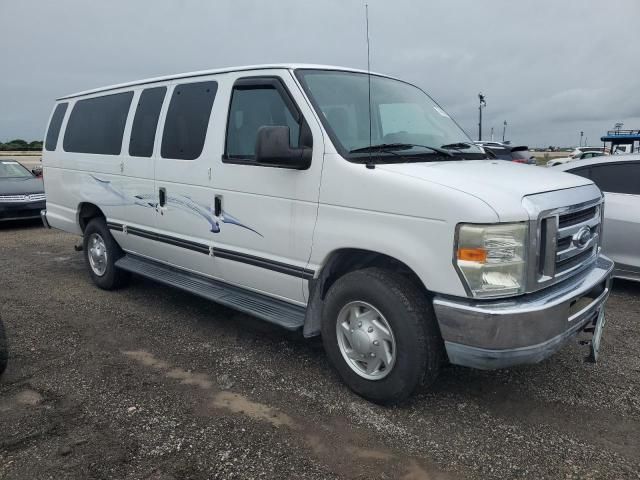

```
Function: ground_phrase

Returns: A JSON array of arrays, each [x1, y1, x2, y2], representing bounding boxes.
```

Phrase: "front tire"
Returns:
[[83, 218, 130, 290], [321, 268, 443, 404]]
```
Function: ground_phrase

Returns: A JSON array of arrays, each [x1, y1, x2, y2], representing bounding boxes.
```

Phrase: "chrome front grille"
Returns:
[[0, 193, 46, 202], [554, 205, 600, 275], [538, 201, 601, 283], [523, 184, 603, 292]]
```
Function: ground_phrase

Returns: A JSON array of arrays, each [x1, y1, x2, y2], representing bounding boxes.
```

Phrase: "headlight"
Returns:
[[455, 223, 528, 298]]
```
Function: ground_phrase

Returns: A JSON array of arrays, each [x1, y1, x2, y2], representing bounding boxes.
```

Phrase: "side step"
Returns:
[[115, 254, 306, 331]]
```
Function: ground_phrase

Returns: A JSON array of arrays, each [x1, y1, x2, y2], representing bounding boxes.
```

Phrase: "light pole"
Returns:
[[490, 127, 494, 141], [502, 120, 507, 143], [580, 131, 584, 147], [478, 93, 486, 141]]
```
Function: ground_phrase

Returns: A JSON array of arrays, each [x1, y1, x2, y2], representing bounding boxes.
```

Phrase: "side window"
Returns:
[[225, 81, 301, 161], [129, 87, 166, 157], [588, 163, 640, 194], [45, 103, 68, 151], [161, 81, 218, 160], [567, 166, 591, 180], [63, 92, 134, 155]]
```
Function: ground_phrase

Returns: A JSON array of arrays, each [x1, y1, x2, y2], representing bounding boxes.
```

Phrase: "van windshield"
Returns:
[[295, 69, 484, 162]]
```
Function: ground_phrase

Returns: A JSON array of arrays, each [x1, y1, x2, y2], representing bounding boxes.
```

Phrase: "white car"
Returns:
[[553, 155, 640, 282], [547, 150, 609, 167], [570, 147, 609, 158], [41, 64, 613, 403]]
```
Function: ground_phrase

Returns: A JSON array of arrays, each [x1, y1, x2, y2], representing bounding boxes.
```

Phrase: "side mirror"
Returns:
[[255, 126, 311, 170], [31, 167, 43, 177]]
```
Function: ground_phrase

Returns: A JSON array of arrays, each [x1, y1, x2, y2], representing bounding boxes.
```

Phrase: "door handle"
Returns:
[[159, 187, 166, 207], [214, 195, 222, 216]]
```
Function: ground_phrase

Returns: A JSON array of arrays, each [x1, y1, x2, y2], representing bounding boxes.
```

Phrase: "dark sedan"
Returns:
[[0, 160, 46, 222], [483, 145, 536, 165]]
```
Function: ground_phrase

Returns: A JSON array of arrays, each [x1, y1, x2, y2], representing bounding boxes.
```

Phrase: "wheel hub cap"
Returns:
[[87, 233, 108, 277], [336, 301, 396, 380]]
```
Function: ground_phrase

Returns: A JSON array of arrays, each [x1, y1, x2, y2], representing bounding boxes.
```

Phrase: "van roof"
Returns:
[[56, 64, 393, 101]]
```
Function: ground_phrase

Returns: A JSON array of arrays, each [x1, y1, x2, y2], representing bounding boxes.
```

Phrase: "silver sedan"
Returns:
[[553, 154, 640, 281]]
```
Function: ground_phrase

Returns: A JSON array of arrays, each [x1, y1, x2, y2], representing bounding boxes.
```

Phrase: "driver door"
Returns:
[[210, 70, 324, 304]]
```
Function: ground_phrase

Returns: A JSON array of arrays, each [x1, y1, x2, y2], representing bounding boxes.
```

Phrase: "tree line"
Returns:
[[0, 139, 43, 151]]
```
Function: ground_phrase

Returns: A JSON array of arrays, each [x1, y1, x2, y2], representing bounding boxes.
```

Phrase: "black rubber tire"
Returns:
[[0, 315, 7, 377], [83, 217, 130, 290], [321, 267, 443, 405]]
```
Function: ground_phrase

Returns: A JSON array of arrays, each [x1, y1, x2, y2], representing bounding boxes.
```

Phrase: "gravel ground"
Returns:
[[1, 222, 639, 480]]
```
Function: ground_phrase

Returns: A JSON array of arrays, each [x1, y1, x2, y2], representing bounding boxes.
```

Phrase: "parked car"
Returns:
[[547, 150, 610, 167], [41, 64, 612, 403], [553, 155, 640, 282], [479, 143, 536, 164], [0, 160, 46, 222], [569, 147, 609, 158]]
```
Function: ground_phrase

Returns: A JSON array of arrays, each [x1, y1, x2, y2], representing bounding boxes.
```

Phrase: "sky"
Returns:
[[1, 0, 639, 148]]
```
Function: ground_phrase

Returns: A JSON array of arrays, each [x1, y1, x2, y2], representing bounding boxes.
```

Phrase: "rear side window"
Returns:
[[587, 163, 640, 195], [129, 87, 166, 157], [567, 166, 591, 179], [63, 92, 133, 155], [485, 147, 511, 160], [161, 81, 218, 160], [45, 103, 68, 151]]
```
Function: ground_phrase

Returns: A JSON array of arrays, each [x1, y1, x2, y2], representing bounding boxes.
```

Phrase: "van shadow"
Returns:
[[611, 277, 640, 295], [122, 273, 633, 413], [0, 218, 44, 232], [126, 275, 320, 347]]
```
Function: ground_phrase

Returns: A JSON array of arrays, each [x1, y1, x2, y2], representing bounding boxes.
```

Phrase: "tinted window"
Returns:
[[45, 103, 68, 151], [161, 81, 217, 160], [63, 92, 133, 155], [225, 87, 300, 160], [567, 166, 591, 180], [485, 147, 511, 160], [587, 163, 640, 194], [129, 87, 166, 157]]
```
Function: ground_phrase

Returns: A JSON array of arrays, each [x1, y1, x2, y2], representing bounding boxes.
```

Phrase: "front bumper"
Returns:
[[433, 255, 614, 370], [0, 200, 46, 221]]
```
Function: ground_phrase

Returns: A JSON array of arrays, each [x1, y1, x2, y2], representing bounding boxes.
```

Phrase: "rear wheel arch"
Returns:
[[303, 248, 430, 337], [77, 202, 105, 233]]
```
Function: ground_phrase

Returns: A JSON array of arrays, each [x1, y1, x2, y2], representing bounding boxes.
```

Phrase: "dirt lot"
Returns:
[[1, 222, 639, 480]]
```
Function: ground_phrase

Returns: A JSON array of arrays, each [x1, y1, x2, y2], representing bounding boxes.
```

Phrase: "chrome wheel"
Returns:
[[336, 301, 397, 380], [87, 233, 108, 277]]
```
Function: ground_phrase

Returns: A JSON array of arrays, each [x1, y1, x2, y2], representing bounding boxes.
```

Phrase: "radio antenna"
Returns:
[[365, 4, 374, 169]]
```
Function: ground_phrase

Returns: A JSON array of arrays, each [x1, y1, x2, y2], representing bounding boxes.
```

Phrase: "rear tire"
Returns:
[[0, 315, 7, 377], [321, 267, 443, 404], [83, 218, 130, 290]]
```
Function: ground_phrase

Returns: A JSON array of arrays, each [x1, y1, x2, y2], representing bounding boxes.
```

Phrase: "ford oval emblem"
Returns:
[[572, 226, 592, 250]]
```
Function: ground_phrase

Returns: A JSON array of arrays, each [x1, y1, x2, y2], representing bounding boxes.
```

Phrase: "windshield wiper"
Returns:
[[350, 143, 454, 157], [440, 142, 472, 150], [441, 142, 492, 159]]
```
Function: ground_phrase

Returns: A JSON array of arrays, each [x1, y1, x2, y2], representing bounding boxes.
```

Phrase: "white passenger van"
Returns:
[[42, 65, 613, 403]]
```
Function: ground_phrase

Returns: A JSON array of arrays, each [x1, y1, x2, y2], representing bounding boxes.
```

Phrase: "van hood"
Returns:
[[378, 159, 594, 221]]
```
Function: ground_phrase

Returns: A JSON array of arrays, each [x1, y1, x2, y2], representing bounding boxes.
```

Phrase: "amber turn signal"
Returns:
[[457, 248, 487, 263]]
